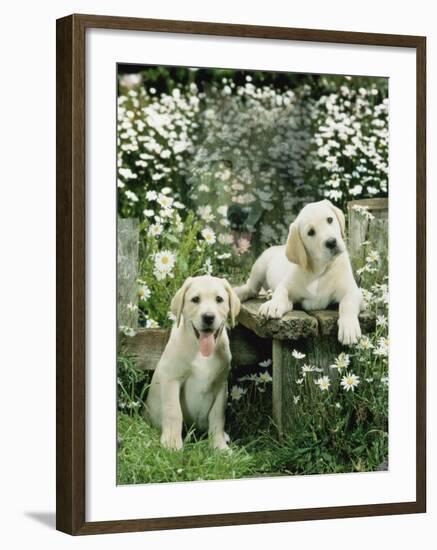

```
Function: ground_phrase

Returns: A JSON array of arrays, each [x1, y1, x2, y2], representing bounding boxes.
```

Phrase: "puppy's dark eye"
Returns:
[[307, 228, 316, 237], [327, 217, 333, 224], [191, 296, 200, 304], [216, 296, 224, 303]]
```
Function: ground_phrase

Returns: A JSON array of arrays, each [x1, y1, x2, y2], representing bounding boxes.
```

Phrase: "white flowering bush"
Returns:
[[308, 78, 388, 209], [118, 71, 388, 272], [117, 82, 200, 218]]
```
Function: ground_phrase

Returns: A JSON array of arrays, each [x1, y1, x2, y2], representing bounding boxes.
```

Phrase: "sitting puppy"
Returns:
[[235, 199, 364, 345], [145, 276, 240, 450]]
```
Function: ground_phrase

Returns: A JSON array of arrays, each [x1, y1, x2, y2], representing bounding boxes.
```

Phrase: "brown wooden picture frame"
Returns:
[[56, 13, 426, 536]]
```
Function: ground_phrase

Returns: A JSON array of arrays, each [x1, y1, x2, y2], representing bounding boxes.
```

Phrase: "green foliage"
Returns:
[[117, 352, 151, 415]]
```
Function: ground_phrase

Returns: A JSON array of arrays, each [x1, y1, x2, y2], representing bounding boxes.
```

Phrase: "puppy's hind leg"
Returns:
[[234, 255, 266, 303]]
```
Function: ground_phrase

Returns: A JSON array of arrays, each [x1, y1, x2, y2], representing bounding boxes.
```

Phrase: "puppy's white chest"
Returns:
[[180, 355, 227, 430], [301, 276, 332, 310]]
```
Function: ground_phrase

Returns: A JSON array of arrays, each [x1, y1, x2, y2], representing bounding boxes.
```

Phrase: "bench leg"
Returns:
[[272, 336, 342, 436], [272, 339, 295, 436]]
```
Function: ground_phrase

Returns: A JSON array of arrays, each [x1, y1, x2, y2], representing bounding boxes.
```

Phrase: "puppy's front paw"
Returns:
[[161, 430, 183, 451], [212, 438, 232, 453], [338, 315, 361, 346], [258, 299, 288, 319]]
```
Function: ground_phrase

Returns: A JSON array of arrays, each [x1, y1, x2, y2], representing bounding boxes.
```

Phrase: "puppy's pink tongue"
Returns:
[[199, 331, 215, 357]]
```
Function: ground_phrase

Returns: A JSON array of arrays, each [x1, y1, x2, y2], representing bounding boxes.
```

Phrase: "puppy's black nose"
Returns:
[[202, 313, 215, 326], [325, 238, 337, 250]]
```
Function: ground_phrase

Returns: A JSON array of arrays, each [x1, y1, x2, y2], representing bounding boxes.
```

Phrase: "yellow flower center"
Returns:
[[161, 257, 169, 265]]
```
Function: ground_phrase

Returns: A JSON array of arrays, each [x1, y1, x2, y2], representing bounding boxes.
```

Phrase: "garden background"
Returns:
[[116, 65, 389, 484]]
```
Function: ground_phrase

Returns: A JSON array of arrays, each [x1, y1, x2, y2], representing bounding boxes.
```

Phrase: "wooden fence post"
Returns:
[[117, 217, 139, 330], [347, 198, 388, 278]]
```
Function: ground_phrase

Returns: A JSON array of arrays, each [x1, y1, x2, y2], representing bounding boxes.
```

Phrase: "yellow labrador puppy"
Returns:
[[235, 199, 363, 345], [145, 276, 240, 451]]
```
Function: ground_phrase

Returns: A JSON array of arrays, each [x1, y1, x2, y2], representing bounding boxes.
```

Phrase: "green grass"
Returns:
[[117, 413, 269, 484], [117, 375, 388, 485]]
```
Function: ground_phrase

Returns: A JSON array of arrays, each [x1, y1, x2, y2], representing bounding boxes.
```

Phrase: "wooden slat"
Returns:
[[123, 324, 271, 370], [237, 299, 319, 340], [123, 328, 170, 370], [311, 309, 376, 336]]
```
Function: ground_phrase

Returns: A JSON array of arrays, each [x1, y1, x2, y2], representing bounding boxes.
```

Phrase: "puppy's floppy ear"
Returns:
[[223, 279, 241, 328], [170, 277, 193, 327], [285, 221, 311, 271], [325, 199, 346, 238]]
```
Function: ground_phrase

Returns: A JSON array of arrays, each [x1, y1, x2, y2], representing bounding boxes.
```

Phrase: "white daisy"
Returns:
[[330, 353, 350, 372], [125, 190, 139, 203], [138, 284, 151, 302], [157, 194, 173, 210], [258, 371, 272, 384], [217, 205, 228, 218], [153, 250, 175, 278], [148, 223, 163, 237], [296, 378, 304, 385], [230, 385, 246, 401], [146, 190, 157, 201], [119, 325, 137, 337], [357, 336, 373, 351], [376, 315, 388, 328], [315, 376, 331, 391], [301, 364, 317, 376], [366, 250, 380, 263], [340, 372, 360, 392], [293, 395, 300, 405], [201, 227, 216, 245], [143, 209, 155, 218], [145, 319, 159, 328], [292, 349, 306, 360], [259, 359, 272, 368], [218, 233, 234, 245], [197, 205, 215, 222], [374, 337, 389, 358]]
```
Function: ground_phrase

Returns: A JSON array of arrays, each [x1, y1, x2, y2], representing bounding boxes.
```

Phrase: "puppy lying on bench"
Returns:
[[145, 276, 240, 450], [235, 199, 364, 345]]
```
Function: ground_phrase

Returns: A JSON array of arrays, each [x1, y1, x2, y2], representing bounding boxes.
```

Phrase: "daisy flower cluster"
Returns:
[[117, 80, 200, 218], [309, 81, 388, 209]]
